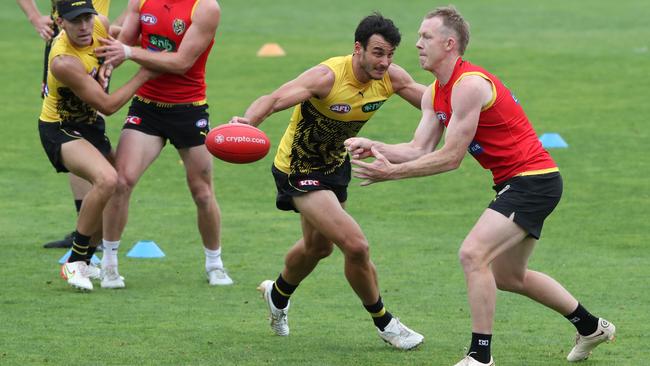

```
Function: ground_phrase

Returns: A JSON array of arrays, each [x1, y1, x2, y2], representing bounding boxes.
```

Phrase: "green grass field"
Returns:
[[0, 0, 648, 365]]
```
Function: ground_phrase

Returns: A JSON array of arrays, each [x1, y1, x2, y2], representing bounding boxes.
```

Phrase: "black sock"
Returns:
[[363, 297, 393, 331], [565, 303, 599, 336], [86, 245, 97, 265], [69, 231, 90, 263], [270, 274, 297, 309], [74, 199, 83, 214], [468, 332, 492, 364]]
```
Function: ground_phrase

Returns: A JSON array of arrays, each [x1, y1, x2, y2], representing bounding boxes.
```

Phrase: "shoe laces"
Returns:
[[209, 268, 228, 279], [271, 305, 288, 321], [103, 266, 120, 279], [389, 318, 410, 337], [73, 261, 90, 276]]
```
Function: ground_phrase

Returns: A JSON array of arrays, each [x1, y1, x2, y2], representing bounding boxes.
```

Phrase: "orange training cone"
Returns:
[[257, 43, 286, 57]]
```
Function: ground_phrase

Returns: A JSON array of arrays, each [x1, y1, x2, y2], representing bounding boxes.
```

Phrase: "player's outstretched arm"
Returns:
[[230, 65, 334, 127], [97, 0, 220, 74], [346, 85, 442, 163], [351, 76, 489, 185]]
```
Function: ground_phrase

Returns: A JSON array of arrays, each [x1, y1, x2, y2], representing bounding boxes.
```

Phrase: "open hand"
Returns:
[[95, 36, 128, 67], [350, 146, 395, 186], [31, 15, 54, 41]]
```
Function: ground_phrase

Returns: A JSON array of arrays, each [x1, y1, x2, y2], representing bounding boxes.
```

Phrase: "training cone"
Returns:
[[58, 249, 101, 265], [257, 43, 286, 57], [539, 133, 569, 148], [126, 240, 165, 258]]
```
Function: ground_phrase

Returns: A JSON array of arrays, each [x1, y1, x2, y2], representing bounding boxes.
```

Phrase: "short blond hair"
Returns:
[[425, 5, 470, 55]]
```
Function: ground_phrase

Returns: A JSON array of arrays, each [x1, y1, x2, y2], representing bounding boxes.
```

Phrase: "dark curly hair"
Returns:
[[354, 12, 401, 49]]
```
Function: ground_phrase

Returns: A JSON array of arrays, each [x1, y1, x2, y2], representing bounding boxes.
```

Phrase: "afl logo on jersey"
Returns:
[[330, 104, 351, 114], [173, 19, 187, 35], [436, 112, 447, 123], [195, 119, 208, 128], [141, 14, 157, 25]]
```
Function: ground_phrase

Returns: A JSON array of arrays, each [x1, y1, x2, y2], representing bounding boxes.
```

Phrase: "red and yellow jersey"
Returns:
[[432, 58, 557, 184], [39, 17, 108, 123], [136, 0, 213, 103], [274, 55, 394, 175]]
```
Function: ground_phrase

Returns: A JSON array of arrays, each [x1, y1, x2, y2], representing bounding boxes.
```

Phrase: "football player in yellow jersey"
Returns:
[[38, 0, 155, 290], [230, 13, 426, 349], [18, 0, 124, 249]]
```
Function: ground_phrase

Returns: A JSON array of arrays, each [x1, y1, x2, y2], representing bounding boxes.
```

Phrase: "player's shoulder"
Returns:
[[50, 52, 85, 78], [304, 63, 335, 81], [95, 14, 110, 34], [195, 0, 221, 13], [387, 63, 415, 87], [454, 73, 492, 92]]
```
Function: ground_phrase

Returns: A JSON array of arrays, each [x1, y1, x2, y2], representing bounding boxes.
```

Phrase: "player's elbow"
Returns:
[[446, 154, 464, 171], [96, 102, 121, 116], [167, 57, 194, 74]]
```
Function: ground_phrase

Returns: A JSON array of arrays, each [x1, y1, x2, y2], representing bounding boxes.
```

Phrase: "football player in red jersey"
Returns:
[[347, 6, 615, 365], [94, 0, 233, 287]]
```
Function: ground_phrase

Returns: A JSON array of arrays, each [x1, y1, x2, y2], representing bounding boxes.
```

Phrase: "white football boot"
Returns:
[[257, 280, 289, 336], [85, 263, 102, 281], [377, 317, 424, 350], [60, 261, 93, 291], [206, 267, 234, 286], [453, 353, 494, 366], [567, 318, 616, 362], [101, 265, 125, 289]]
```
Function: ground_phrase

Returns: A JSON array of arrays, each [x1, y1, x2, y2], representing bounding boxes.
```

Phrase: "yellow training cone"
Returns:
[[257, 43, 286, 57]]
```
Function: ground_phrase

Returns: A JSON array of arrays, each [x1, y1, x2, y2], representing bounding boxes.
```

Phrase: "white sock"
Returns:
[[204, 247, 223, 272], [102, 239, 120, 268]]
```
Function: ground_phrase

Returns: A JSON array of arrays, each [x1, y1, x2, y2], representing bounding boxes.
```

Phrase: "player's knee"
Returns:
[[95, 169, 118, 195], [307, 243, 334, 259], [458, 244, 483, 273], [494, 274, 525, 292], [343, 237, 370, 263], [493, 269, 526, 292], [115, 173, 137, 194], [190, 186, 215, 209]]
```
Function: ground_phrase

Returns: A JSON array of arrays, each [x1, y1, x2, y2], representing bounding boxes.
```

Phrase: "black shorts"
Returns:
[[38, 117, 111, 173], [123, 97, 210, 149], [272, 157, 351, 212], [488, 172, 563, 239]]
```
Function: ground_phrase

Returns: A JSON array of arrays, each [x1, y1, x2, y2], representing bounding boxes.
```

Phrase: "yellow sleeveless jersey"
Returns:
[[50, 0, 110, 17], [39, 17, 108, 123], [274, 55, 394, 175]]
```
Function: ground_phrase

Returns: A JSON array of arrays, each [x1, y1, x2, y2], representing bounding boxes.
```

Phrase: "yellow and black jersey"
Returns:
[[274, 55, 394, 175], [39, 16, 108, 124]]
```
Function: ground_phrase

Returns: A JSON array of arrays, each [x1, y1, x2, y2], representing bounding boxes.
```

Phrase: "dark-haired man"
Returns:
[[229, 13, 425, 349]]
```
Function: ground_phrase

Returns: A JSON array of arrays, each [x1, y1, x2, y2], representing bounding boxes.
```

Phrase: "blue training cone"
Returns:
[[126, 240, 165, 258], [58, 249, 101, 265], [539, 133, 568, 148]]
